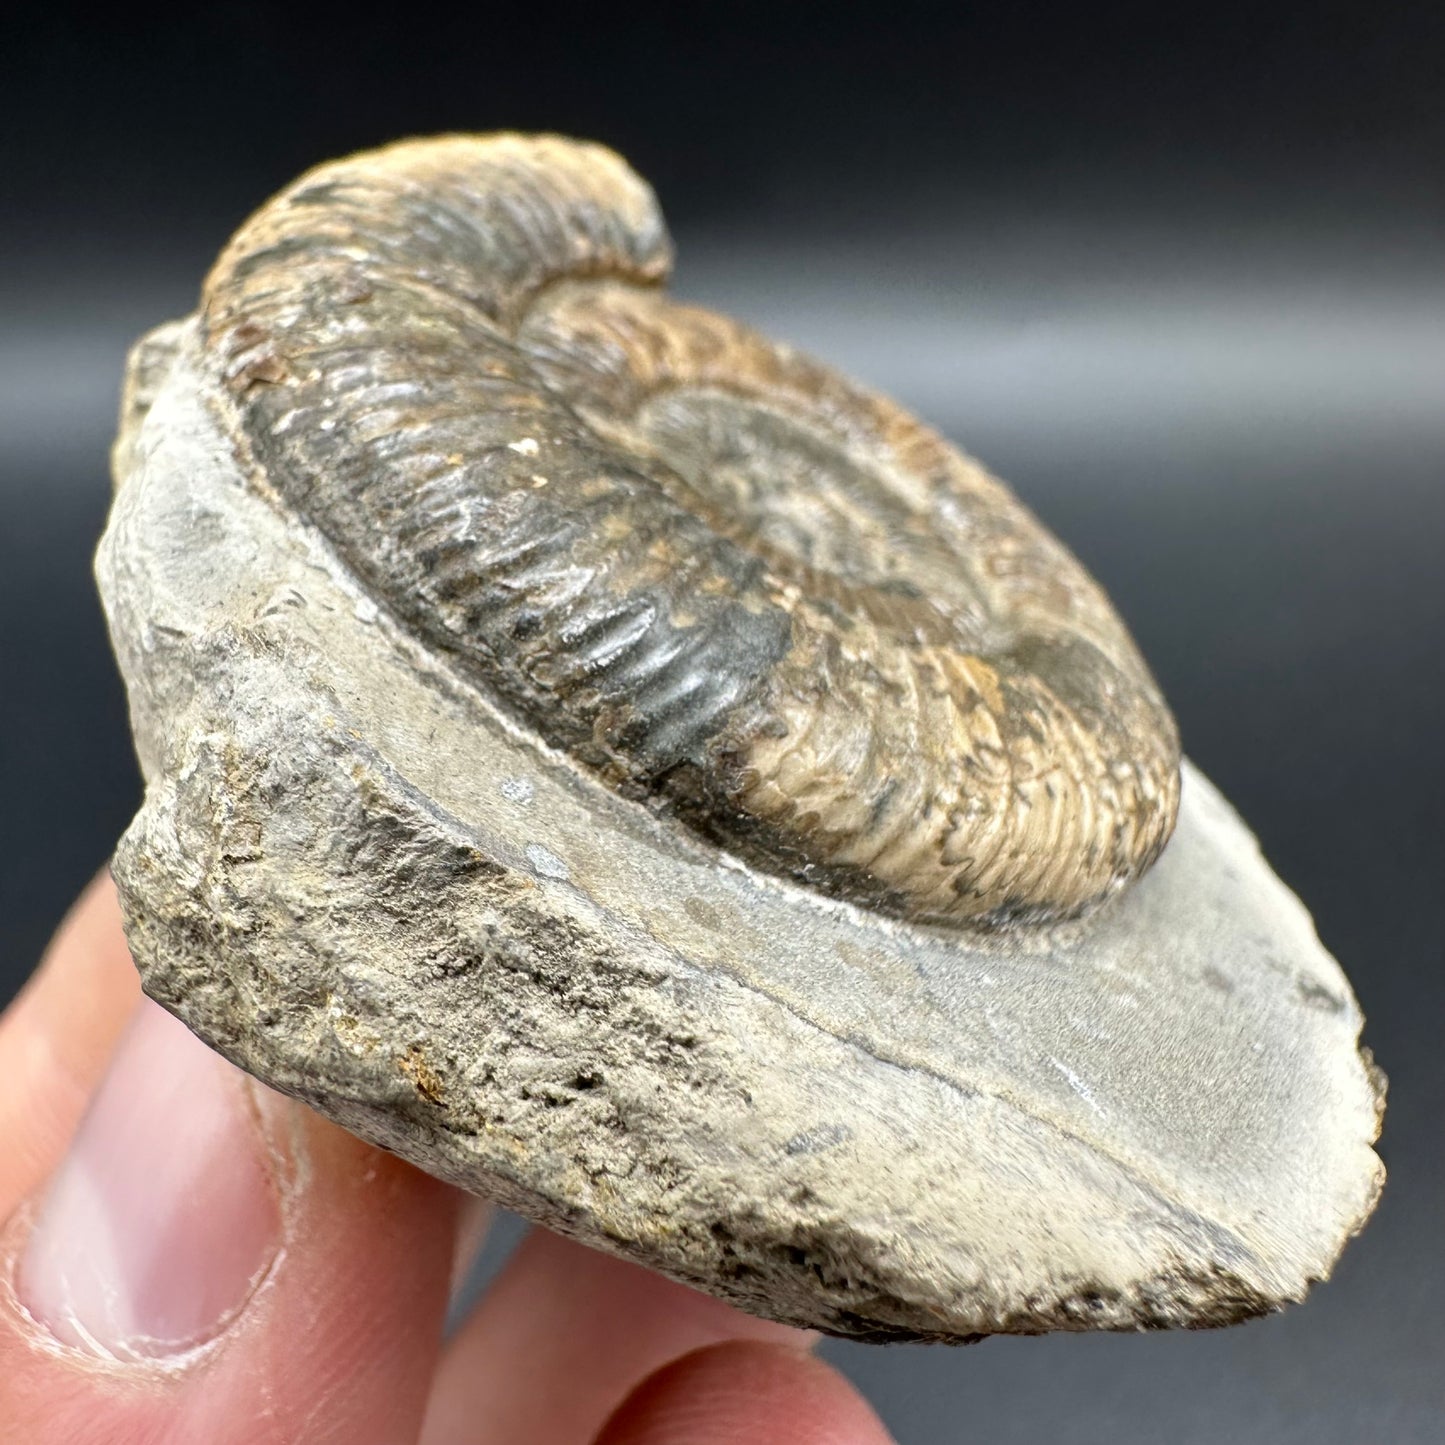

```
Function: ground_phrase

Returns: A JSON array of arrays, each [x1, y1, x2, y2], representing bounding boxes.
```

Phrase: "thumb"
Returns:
[[0, 876, 463, 1444]]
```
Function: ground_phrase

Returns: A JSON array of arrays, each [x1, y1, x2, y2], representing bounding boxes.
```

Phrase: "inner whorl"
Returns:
[[200, 132, 1181, 927]]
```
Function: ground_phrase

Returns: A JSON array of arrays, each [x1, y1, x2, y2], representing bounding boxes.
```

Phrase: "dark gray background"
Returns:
[[2, 5, 1441, 1440]]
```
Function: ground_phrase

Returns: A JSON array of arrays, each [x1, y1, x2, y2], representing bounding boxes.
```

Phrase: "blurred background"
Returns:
[[2, 4, 1441, 1440]]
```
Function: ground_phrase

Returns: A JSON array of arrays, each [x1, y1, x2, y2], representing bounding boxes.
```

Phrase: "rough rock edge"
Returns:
[[108, 728, 1293, 1343]]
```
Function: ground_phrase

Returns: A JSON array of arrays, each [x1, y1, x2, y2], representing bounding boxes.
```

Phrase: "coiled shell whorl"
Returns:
[[200, 134, 1180, 926]]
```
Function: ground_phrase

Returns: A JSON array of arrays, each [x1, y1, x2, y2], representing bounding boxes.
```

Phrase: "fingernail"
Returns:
[[16, 998, 283, 1359]]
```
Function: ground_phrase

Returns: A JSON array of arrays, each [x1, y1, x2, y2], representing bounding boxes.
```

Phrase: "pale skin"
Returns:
[[0, 876, 897, 1444]]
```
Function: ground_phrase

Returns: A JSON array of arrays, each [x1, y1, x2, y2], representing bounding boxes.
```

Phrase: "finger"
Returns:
[[421, 1226, 813, 1445], [594, 1340, 897, 1445], [0, 881, 466, 1445], [0, 873, 141, 1217], [450, 1196, 494, 1299]]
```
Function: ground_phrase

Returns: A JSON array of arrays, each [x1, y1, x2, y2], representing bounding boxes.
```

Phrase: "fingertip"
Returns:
[[0, 870, 140, 1217], [0, 1061, 466, 1445], [594, 1339, 896, 1445], [422, 1226, 813, 1445], [5, 869, 137, 1031]]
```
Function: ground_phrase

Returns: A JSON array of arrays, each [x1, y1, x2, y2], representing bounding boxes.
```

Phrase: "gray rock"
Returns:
[[95, 320, 1384, 1342]]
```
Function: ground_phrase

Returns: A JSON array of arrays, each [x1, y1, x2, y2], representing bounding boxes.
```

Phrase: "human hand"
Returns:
[[0, 875, 896, 1444]]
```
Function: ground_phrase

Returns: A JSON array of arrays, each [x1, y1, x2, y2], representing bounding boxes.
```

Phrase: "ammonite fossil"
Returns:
[[98, 134, 1383, 1342]]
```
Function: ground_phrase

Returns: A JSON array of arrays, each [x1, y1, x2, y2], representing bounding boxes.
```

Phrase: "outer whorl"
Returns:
[[199, 133, 1181, 925]]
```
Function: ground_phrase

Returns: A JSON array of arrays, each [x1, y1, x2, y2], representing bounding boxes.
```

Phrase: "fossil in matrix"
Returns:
[[98, 134, 1383, 1342]]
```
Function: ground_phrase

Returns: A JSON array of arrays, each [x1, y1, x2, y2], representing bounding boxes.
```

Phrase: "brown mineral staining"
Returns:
[[399, 1045, 447, 1106], [199, 133, 1178, 927]]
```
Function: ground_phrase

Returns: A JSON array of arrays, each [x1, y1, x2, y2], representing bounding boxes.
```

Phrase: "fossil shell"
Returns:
[[199, 134, 1179, 928], [98, 135, 1383, 1342]]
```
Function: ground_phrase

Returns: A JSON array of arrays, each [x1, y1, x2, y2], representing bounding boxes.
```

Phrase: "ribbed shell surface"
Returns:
[[200, 133, 1181, 925]]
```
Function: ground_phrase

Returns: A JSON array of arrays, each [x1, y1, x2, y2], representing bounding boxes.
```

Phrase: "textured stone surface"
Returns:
[[95, 323, 1384, 1342]]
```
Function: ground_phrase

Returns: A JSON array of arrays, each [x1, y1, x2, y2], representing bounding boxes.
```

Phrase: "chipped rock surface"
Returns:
[[97, 325, 1384, 1342]]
